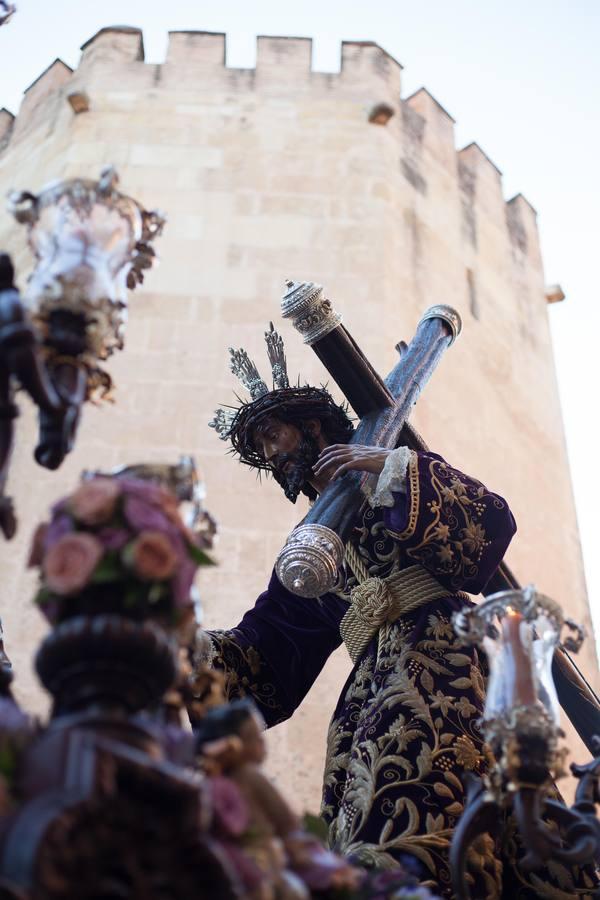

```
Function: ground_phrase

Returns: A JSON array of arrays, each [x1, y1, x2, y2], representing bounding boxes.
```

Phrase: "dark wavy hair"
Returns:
[[228, 386, 355, 472]]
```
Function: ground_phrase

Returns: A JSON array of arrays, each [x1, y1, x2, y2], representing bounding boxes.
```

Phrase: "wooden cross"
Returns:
[[277, 280, 600, 754]]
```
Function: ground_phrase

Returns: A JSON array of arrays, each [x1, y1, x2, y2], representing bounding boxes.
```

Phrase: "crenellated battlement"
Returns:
[[1, 24, 539, 263], [405, 87, 456, 171], [166, 30, 226, 67], [80, 26, 144, 64], [506, 193, 539, 259], [460, 141, 502, 177], [9, 58, 73, 144]]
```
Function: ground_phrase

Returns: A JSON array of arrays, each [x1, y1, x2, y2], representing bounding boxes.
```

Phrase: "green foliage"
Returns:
[[187, 543, 216, 567], [90, 552, 122, 583], [33, 586, 52, 608], [302, 811, 330, 843]]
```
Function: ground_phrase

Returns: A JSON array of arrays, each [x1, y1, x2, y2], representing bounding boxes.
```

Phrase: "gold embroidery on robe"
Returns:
[[386, 457, 508, 589], [208, 629, 286, 722]]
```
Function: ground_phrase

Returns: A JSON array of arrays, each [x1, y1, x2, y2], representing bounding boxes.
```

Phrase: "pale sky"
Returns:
[[1, 0, 599, 644]]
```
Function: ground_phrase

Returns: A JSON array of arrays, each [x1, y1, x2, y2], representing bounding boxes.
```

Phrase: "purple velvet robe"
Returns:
[[207, 451, 597, 898]]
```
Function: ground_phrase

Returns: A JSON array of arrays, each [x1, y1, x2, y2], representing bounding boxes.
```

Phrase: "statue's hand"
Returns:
[[312, 444, 390, 481]]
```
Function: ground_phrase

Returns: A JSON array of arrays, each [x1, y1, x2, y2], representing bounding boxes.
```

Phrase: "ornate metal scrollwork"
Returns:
[[0, 168, 164, 537], [7, 165, 165, 382], [450, 586, 599, 899], [453, 585, 585, 655], [418, 304, 462, 344], [275, 523, 345, 597], [280, 280, 342, 345]]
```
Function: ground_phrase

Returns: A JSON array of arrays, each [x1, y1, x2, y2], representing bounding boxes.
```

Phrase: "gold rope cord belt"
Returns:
[[340, 541, 452, 663]]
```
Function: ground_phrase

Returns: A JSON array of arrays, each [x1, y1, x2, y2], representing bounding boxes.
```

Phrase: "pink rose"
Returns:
[[43, 533, 103, 595], [123, 495, 189, 576], [129, 531, 178, 580], [68, 478, 120, 526], [27, 523, 48, 568]]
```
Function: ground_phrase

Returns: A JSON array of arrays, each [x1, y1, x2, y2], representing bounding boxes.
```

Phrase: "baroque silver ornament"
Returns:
[[275, 524, 345, 597], [280, 280, 342, 345], [8, 165, 165, 396]]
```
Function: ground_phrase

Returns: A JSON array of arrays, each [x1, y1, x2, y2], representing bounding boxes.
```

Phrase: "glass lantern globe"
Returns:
[[453, 586, 583, 763], [8, 167, 164, 365]]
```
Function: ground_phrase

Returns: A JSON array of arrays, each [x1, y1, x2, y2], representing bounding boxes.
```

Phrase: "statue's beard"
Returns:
[[272, 434, 320, 503]]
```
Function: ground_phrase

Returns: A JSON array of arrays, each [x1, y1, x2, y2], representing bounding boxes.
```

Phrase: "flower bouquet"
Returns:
[[299, 816, 442, 899], [345, 868, 442, 900], [28, 476, 214, 628]]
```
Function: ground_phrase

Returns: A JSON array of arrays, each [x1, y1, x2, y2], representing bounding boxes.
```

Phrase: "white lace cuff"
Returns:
[[191, 627, 217, 671], [368, 446, 412, 508]]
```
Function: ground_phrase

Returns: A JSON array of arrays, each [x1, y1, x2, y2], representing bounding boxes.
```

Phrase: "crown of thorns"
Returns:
[[209, 323, 353, 470]]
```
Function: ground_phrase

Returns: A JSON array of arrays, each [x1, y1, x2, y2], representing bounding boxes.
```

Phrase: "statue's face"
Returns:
[[253, 416, 303, 466], [252, 415, 322, 503]]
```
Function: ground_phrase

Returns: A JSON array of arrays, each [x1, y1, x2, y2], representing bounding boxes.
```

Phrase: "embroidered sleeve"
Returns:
[[205, 627, 290, 726], [201, 571, 347, 728], [367, 446, 411, 508], [383, 451, 516, 594]]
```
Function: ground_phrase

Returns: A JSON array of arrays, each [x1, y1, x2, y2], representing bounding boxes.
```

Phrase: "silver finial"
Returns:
[[281, 280, 342, 345]]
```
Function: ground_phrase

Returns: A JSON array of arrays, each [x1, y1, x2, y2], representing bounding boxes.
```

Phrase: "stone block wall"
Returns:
[[0, 26, 595, 810]]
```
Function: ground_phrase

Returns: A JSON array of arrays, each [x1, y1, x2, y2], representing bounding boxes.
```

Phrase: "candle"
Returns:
[[501, 607, 537, 707]]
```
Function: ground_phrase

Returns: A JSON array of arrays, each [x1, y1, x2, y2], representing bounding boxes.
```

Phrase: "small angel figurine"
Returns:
[[195, 699, 362, 899]]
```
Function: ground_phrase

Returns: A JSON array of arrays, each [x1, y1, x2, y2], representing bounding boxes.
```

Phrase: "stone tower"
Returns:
[[0, 26, 595, 808]]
